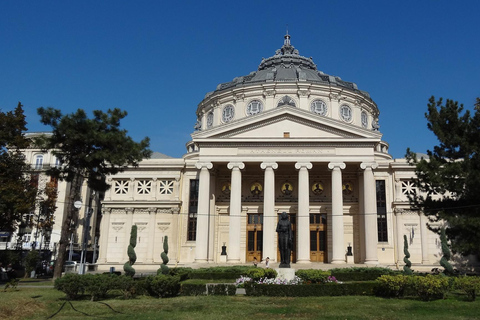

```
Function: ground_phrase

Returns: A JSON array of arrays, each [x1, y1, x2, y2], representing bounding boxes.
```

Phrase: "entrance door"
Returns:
[[277, 213, 296, 263], [310, 213, 327, 262], [246, 214, 263, 262]]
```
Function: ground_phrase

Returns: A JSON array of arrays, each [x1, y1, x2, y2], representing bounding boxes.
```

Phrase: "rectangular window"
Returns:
[[187, 179, 199, 241], [376, 180, 388, 242]]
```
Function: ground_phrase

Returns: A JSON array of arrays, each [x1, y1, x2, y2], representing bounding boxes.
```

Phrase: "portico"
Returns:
[[193, 157, 380, 265]]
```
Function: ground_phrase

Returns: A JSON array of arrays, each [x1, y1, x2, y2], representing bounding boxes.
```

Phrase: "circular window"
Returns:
[[246, 100, 263, 116], [311, 100, 328, 115], [340, 105, 352, 122], [361, 111, 368, 128], [222, 105, 235, 123], [206, 112, 214, 128]]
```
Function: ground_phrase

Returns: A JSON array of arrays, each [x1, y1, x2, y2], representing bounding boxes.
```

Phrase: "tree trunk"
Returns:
[[53, 173, 82, 279]]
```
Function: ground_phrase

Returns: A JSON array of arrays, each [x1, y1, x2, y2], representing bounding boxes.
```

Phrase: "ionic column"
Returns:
[[145, 207, 157, 263], [123, 208, 134, 262], [261, 162, 278, 261], [98, 207, 111, 263], [328, 162, 346, 264], [361, 162, 379, 264], [194, 162, 213, 262], [295, 162, 313, 264], [395, 209, 404, 265], [420, 212, 429, 264], [227, 162, 245, 262]]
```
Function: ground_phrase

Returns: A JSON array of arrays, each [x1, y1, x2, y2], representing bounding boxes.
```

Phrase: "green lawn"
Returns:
[[1, 287, 480, 320]]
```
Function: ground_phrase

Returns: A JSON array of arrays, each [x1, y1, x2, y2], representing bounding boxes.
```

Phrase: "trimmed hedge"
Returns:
[[180, 283, 237, 296], [207, 283, 237, 296], [245, 281, 377, 297], [375, 275, 410, 298], [454, 276, 480, 301], [331, 267, 395, 281], [181, 283, 206, 296]]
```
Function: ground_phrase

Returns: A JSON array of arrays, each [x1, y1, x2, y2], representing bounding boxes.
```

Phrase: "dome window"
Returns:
[[340, 105, 353, 122], [310, 100, 328, 116], [206, 112, 214, 128], [361, 111, 368, 128], [246, 100, 263, 116], [277, 96, 296, 108], [222, 105, 235, 123]]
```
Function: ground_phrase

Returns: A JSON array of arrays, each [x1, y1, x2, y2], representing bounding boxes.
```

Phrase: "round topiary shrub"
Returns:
[[245, 268, 265, 281], [263, 268, 278, 279]]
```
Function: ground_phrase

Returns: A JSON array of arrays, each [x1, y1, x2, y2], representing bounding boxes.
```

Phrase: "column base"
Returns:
[[364, 259, 379, 265], [227, 258, 241, 263], [295, 259, 311, 264], [331, 260, 346, 264], [194, 259, 208, 263]]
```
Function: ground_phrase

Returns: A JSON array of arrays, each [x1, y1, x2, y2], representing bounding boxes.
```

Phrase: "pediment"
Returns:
[[192, 107, 382, 142]]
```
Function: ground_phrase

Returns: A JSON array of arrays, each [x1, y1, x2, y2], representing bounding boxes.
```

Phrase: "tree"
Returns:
[[37, 107, 151, 279], [0, 103, 37, 233], [406, 96, 480, 258]]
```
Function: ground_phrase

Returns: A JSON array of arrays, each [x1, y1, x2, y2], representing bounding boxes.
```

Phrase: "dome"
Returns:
[[205, 33, 372, 101]]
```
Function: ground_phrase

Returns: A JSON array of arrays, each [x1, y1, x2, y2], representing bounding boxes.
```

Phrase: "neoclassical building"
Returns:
[[94, 34, 443, 271]]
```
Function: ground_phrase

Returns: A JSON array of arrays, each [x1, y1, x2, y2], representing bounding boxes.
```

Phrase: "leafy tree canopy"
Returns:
[[0, 103, 37, 232], [406, 96, 480, 257], [37, 107, 151, 279], [37, 107, 152, 192]]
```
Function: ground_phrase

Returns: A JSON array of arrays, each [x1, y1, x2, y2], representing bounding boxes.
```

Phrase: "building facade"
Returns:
[[95, 34, 443, 271]]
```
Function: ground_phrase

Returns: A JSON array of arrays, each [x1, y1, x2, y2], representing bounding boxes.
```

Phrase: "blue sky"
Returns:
[[1, 1, 479, 159]]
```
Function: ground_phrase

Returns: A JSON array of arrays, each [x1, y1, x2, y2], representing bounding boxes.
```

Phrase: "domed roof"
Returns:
[[205, 33, 372, 100]]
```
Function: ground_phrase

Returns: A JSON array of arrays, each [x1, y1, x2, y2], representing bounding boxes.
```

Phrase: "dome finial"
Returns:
[[284, 25, 290, 46]]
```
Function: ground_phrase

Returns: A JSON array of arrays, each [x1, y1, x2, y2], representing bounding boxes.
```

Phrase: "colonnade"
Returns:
[[194, 161, 379, 264]]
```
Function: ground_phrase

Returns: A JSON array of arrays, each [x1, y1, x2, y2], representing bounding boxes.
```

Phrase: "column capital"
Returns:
[[195, 161, 213, 170], [260, 162, 278, 170], [360, 162, 378, 170], [227, 162, 245, 170], [295, 162, 313, 170], [328, 162, 346, 170]]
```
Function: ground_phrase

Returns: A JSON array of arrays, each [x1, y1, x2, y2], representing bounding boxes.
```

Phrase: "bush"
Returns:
[[454, 276, 480, 301], [84, 274, 115, 301], [54, 273, 86, 300], [147, 275, 181, 298], [296, 269, 331, 284], [115, 275, 141, 299], [206, 283, 237, 296], [413, 274, 450, 301], [375, 275, 411, 298], [169, 267, 193, 281]]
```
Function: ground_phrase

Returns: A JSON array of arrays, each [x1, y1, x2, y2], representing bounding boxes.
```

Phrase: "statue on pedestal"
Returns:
[[276, 211, 293, 268]]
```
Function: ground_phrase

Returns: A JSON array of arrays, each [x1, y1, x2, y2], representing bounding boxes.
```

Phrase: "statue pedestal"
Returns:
[[219, 255, 227, 263], [275, 268, 295, 281], [346, 255, 354, 264]]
